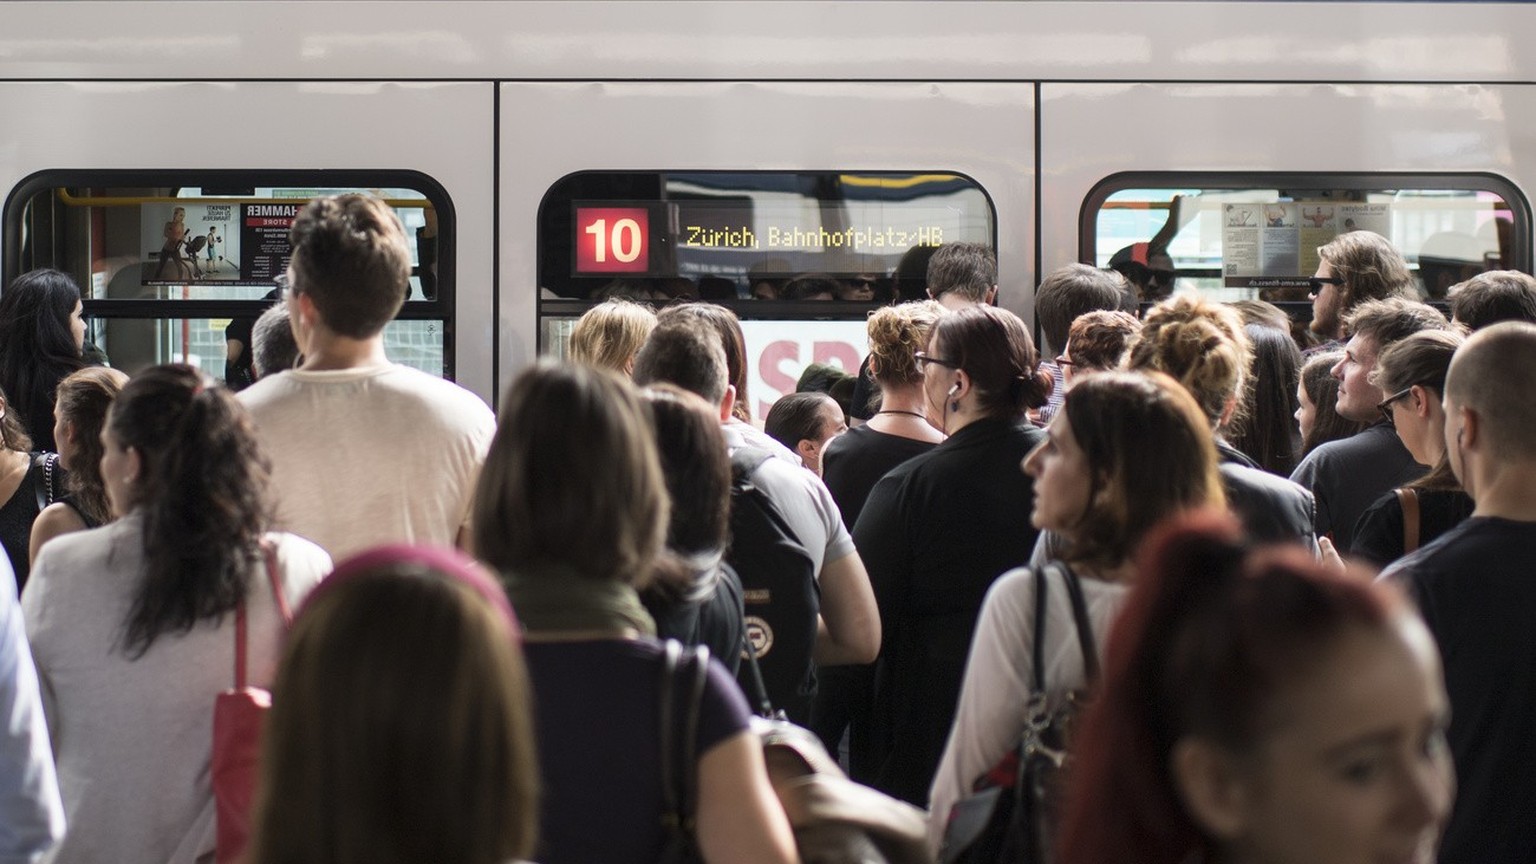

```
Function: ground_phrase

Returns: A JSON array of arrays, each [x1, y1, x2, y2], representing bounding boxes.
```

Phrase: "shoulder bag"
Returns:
[[212, 541, 291, 864], [938, 562, 1097, 864]]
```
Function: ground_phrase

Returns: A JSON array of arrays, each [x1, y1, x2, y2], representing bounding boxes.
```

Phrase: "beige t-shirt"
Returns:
[[22, 518, 330, 864], [239, 364, 497, 560]]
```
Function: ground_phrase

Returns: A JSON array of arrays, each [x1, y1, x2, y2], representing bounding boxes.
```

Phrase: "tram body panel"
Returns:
[[499, 80, 1034, 404], [0, 81, 496, 402], [2, 2, 1535, 83], [1039, 82, 1535, 278]]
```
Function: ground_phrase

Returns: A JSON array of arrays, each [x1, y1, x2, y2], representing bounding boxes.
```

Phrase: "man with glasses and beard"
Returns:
[[1306, 230, 1417, 353]]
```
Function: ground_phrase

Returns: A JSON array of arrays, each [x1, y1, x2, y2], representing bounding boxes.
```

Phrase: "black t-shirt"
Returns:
[[523, 639, 751, 864], [850, 417, 1045, 805], [822, 424, 937, 531], [1388, 517, 1536, 863], [1289, 422, 1425, 551], [642, 562, 746, 675], [1351, 488, 1475, 570]]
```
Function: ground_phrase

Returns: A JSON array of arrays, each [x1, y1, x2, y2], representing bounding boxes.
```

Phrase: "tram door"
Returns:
[[498, 82, 1036, 411], [1038, 83, 1535, 307], [0, 82, 498, 404]]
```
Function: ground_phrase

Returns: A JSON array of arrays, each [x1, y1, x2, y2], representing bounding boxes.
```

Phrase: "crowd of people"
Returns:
[[3, 199, 1536, 864]]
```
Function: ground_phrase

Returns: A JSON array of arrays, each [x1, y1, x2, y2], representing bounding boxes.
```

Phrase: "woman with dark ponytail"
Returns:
[[1056, 510, 1453, 864], [850, 304, 1054, 805], [21, 364, 332, 864]]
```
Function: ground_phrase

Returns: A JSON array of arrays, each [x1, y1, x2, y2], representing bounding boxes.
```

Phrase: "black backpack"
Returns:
[[726, 447, 820, 725], [939, 562, 1098, 864]]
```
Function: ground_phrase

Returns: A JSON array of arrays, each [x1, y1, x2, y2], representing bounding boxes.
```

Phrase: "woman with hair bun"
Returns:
[[850, 304, 1054, 805], [1125, 293, 1315, 547], [1056, 510, 1453, 864], [21, 365, 331, 864], [929, 371, 1226, 852], [0, 268, 89, 452], [247, 544, 539, 864], [29, 366, 129, 564]]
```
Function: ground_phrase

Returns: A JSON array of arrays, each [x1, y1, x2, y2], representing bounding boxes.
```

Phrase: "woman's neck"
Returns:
[[869, 385, 945, 442], [1070, 557, 1138, 584]]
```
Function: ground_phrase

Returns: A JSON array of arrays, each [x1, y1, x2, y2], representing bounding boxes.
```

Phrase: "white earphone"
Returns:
[[947, 383, 960, 396]]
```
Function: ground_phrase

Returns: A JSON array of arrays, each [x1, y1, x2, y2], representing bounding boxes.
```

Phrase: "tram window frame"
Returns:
[[535, 169, 999, 348], [1081, 171, 1532, 313], [2, 169, 457, 380]]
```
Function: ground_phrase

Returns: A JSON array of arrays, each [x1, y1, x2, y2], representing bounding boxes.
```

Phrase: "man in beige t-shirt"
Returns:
[[239, 194, 495, 560]]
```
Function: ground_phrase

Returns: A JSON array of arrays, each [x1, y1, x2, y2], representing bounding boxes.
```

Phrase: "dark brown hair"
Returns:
[[1058, 371, 1226, 571], [1035, 263, 1132, 354], [472, 361, 667, 586], [54, 366, 129, 527], [929, 305, 1052, 419], [1374, 329, 1465, 491], [248, 560, 538, 864], [657, 302, 752, 421], [1299, 350, 1363, 455], [1065, 309, 1141, 372], [109, 365, 272, 658], [1448, 270, 1536, 330], [288, 194, 412, 338]]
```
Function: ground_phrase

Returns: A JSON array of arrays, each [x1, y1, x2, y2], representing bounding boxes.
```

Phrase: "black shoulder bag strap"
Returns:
[[740, 630, 785, 720], [660, 640, 710, 856], [33, 452, 58, 512], [1030, 566, 1051, 693], [1044, 561, 1099, 680]]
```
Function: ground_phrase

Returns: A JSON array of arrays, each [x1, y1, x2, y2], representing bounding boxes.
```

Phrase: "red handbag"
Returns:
[[212, 542, 290, 864]]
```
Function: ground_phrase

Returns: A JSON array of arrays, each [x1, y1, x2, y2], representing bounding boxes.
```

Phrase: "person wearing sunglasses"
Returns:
[[1307, 230, 1416, 350], [1351, 329, 1472, 569]]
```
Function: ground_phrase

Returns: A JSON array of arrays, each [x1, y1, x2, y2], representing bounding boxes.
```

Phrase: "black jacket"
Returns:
[[1217, 441, 1317, 548]]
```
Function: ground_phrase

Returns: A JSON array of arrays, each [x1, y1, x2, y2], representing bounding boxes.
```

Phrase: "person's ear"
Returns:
[[1170, 738, 1253, 842], [1218, 394, 1239, 429], [867, 354, 881, 378], [718, 385, 737, 423], [123, 446, 143, 486], [795, 438, 819, 466], [1409, 385, 1434, 420], [1458, 404, 1480, 451]]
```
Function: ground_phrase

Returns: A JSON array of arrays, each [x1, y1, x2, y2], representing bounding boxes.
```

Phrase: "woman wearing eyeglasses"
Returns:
[[1351, 329, 1473, 568], [848, 304, 1053, 806]]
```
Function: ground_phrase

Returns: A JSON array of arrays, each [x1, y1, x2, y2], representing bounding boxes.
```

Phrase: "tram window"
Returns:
[[1084, 174, 1529, 305], [537, 171, 995, 305], [3, 171, 454, 382]]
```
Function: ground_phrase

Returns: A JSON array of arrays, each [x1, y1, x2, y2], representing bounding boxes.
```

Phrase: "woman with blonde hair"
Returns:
[[823, 300, 946, 527], [21, 365, 330, 863], [30, 366, 129, 562], [247, 544, 538, 864], [567, 298, 657, 375], [930, 371, 1226, 853], [473, 360, 794, 864]]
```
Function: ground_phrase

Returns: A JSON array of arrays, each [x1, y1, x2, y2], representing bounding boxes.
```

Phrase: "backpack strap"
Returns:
[[1395, 488, 1421, 554]]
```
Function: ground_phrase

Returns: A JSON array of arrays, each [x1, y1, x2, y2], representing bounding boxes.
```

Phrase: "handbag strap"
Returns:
[[1396, 488, 1421, 554], [660, 640, 709, 838], [233, 538, 290, 690], [32, 452, 58, 512], [1036, 562, 1100, 687]]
